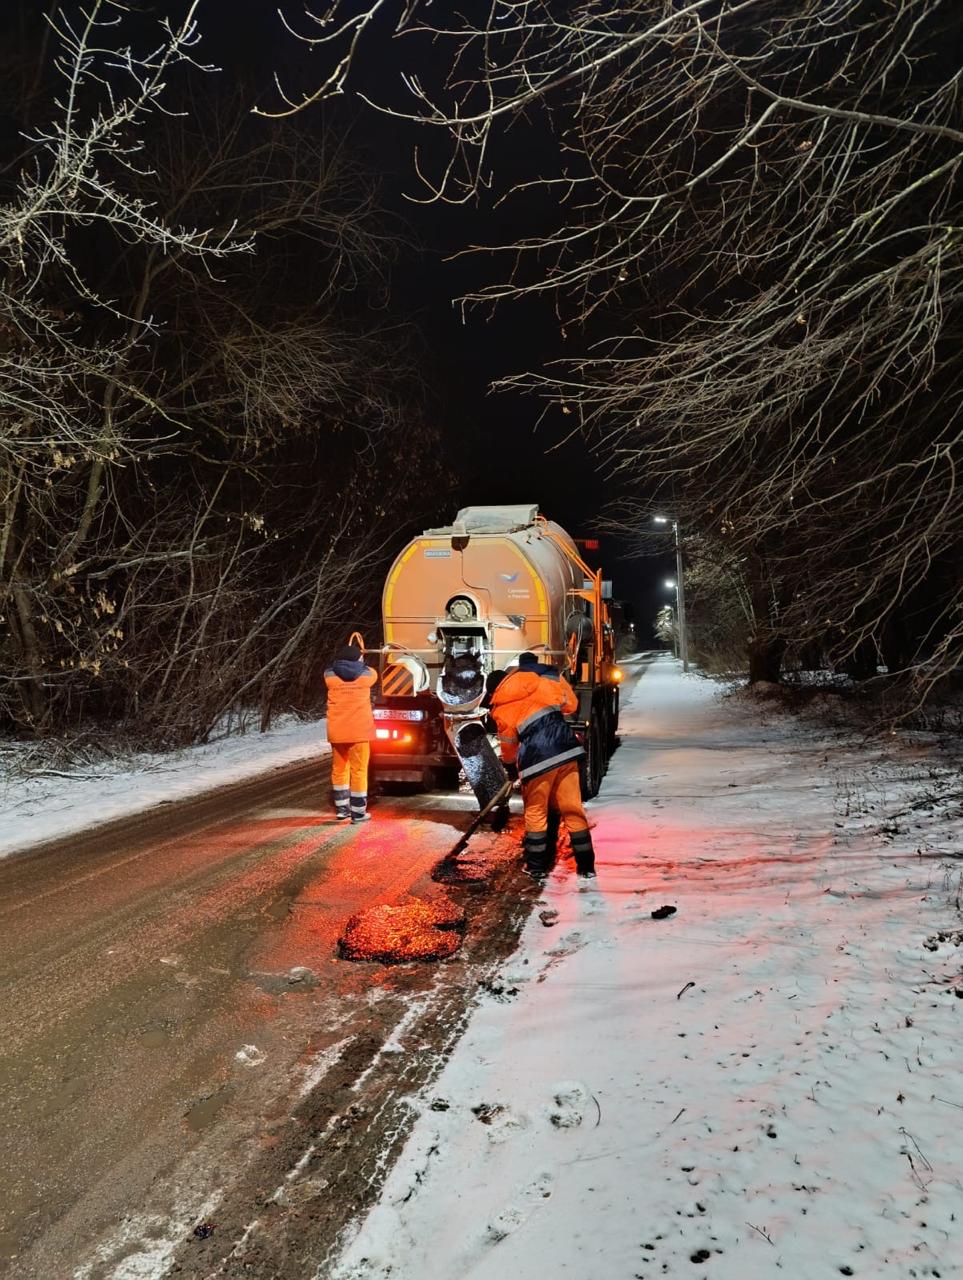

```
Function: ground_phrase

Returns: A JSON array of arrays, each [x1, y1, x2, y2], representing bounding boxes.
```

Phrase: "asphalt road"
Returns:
[[0, 763, 536, 1280], [0, 654, 654, 1279]]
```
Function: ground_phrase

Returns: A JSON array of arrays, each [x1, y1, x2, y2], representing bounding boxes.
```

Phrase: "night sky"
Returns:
[[199, 1, 671, 639]]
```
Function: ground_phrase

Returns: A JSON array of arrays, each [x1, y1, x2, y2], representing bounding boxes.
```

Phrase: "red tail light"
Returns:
[[375, 726, 413, 744]]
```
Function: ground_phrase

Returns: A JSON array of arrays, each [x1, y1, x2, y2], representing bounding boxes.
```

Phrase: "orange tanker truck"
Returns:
[[368, 504, 622, 799]]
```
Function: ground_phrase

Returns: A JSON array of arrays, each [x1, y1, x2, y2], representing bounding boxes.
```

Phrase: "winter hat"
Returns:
[[336, 643, 362, 663], [517, 652, 539, 669]]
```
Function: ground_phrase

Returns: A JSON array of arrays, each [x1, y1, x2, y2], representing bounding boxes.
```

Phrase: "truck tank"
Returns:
[[382, 504, 588, 699], [371, 505, 621, 797]]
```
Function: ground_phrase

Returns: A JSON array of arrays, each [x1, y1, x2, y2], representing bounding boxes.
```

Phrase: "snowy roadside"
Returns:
[[0, 715, 328, 860], [330, 654, 963, 1280]]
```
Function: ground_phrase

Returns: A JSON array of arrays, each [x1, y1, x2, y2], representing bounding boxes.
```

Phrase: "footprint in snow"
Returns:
[[546, 1080, 591, 1129], [539, 931, 596, 981], [480, 974, 521, 1002], [485, 1170, 555, 1244], [545, 931, 586, 958], [472, 1101, 529, 1144]]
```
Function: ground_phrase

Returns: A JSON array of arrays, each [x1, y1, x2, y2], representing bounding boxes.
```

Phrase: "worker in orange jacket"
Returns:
[[488, 652, 595, 877], [324, 644, 378, 822]]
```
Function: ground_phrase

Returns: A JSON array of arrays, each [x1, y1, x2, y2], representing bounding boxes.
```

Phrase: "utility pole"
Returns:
[[673, 520, 689, 672], [655, 515, 689, 672]]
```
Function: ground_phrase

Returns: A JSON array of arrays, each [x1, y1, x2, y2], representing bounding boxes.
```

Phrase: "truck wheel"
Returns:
[[591, 719, 605, 794], [579, 738, 593, 799], [607, 688, 620, 755], [580, 720, 604, 800]]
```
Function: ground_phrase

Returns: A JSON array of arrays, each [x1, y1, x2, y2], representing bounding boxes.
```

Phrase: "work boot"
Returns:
[[333, 785, 350, 822], [522, 830, 553, 876], [350, 791, 370, 823], [570, 828, 596, 877]]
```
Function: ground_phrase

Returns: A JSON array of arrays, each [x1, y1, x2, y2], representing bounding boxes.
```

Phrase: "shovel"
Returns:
[[443, 777, 513, 861]]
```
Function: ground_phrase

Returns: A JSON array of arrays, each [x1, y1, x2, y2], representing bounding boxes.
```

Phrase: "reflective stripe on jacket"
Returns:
[[324, 660, 377, 742], [489, 668, 583, 781]]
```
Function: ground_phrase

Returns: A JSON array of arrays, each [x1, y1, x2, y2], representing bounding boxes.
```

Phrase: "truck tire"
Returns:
[[580, 716, 605, 800], [607, 687, 620, 755], [578, 736, 592, 799], [595, 719, 606, 794], [593, 716, 607, 790]]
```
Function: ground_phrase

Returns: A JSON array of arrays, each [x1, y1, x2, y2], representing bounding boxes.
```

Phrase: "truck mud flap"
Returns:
[[450, 721, 510, 815]]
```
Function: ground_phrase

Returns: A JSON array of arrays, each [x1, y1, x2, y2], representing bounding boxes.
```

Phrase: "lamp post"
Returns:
[[663, 581, 678, 658], [654, 517, 689, 671]]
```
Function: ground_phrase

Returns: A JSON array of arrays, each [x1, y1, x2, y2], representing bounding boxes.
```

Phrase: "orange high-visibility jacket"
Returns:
[[324, 660, 378, 743], [489, 668, 580, 778]]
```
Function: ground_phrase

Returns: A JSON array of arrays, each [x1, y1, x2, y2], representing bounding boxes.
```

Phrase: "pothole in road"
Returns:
[[338, 897, 466, 963], [432, 853, 496, 885], [431, 836, 523, 886]]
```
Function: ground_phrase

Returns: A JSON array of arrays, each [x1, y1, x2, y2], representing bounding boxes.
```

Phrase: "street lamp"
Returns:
[[654, 516, 689, 671]]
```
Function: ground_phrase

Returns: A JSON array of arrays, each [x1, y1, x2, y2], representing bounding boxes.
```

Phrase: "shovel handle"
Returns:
[[445, 780, 512, 860]]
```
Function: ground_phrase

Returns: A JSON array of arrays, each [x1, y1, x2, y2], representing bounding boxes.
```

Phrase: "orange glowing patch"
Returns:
[[338, 896, 467, 963]]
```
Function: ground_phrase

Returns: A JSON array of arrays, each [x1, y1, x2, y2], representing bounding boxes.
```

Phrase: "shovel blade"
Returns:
[[450, 720, 510, 814]]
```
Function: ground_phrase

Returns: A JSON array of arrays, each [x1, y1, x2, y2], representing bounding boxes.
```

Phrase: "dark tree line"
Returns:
[[0, 2, 447, 743], [285, 0, 963, 705]]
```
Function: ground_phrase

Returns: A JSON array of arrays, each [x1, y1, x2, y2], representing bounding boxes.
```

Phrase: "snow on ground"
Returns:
[[0, 714, 328, 859], [331, 654, 963, 1280]]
